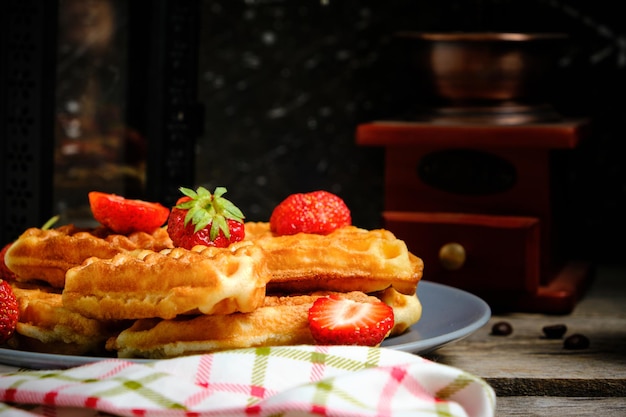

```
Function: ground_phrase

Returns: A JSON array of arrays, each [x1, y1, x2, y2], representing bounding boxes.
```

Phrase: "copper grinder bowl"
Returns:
[[396, 32, 568, 105]]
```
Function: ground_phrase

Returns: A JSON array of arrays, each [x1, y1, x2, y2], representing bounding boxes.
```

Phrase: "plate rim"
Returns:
[[381, 280, 491, 353], [0, 281, 490, 369]]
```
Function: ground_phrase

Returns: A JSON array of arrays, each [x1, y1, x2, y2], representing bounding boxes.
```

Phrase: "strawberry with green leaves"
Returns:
[[0, 279, 18, 344], [269, 190, 351, 236], [307, 295, 394, 346], [167, 186, 245, 249], [89, 192, 170, 234]]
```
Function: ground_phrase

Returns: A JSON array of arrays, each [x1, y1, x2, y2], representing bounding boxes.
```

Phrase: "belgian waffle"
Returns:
[[5, 225, 174, 288], [107, 288, 421, 359], [376, 287, 422, 336], [6, 282, 124, 356], [244, 222, 423, 295], [62, 241, 270, 321]]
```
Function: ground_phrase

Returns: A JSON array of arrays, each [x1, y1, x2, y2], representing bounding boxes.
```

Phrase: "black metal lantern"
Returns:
[[0, 0, 202, 245]]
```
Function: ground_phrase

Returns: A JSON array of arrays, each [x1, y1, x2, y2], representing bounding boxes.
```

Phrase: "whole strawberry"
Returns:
[[270, 190, 351, 236], [167, 186, 245, 249], [0, 280, 19, 344]]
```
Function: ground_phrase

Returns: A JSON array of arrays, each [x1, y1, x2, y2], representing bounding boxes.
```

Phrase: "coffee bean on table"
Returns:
[[542, 324, 568, 339], [563, 333, 590, 350], [491, 321, 513, 336]]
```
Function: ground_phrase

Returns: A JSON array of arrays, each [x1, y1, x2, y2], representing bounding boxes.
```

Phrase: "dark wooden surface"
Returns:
[[424, 264, 626, 416]]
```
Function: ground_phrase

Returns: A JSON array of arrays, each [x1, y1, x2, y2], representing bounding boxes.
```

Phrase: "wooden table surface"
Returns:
[[424, 264, 626, 416]]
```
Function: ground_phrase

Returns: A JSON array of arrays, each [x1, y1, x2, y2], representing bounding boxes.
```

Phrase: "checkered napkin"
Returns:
[[0, 345, 495, 417]]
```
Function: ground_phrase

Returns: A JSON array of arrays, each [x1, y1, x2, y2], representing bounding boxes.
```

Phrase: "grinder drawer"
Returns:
[[383, 211, 541, 294]]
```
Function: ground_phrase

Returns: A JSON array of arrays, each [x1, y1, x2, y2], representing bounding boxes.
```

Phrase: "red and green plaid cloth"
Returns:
[[0, 345, 495, 417]]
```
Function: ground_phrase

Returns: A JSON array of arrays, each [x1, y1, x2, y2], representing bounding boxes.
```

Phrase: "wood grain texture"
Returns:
[[422, 264, 626, 415], [495, 397, 626, 417]]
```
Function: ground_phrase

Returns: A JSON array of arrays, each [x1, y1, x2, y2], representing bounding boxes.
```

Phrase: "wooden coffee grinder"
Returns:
[[356, 33, 592, 314]]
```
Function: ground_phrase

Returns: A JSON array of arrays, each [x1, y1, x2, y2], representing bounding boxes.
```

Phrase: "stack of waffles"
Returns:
[[3, 222, 423, 359]]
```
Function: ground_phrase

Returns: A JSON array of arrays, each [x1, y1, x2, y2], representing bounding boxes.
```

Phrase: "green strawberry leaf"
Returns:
[[41, 215, 60, 230], [176, 186, 244, 240]]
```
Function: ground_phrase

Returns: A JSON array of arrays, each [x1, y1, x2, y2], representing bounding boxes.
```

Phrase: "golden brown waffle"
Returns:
[[244, 222, 423, 295], [244, 221, 275, 240], [107, 288, 421, 359], [62, 241, 270, 321], [5, 225, 174, 288], [6, 282, 124, 356], [375, 287, 422, 337]]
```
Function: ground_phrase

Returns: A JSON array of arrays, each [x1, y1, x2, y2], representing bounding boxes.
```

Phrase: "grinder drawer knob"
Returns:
[[439, 242, 466, 271]]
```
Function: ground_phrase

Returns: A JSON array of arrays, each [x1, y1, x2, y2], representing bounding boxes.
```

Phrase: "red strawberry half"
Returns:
[[167, 186, 245, 249], [0, 244, 16, 281], [307, 295, 394, 346], [0, 280, 18, 344], [89, 192, 170, 234], [269, 190, 351, 236]]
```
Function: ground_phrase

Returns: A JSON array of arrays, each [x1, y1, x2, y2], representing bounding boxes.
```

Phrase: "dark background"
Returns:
[[194, 0, 626, 265], [1, 0, 624, 267]]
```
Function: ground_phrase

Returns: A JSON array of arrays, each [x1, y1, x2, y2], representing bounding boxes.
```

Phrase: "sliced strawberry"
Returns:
[[270, 190, 352, 236], [0, 244, 16, 281], [307, 295, 394, 346], [0, 280, 18, 344], [166, 186, 245, 249], [89, 191, 170, 234]]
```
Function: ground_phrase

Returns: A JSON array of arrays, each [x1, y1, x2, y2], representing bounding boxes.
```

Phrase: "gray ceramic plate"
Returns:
[[380, 280, 491, 353], [0, 281, 490, 369]]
